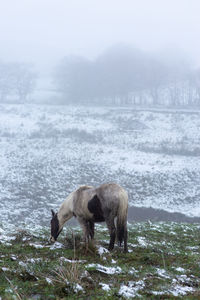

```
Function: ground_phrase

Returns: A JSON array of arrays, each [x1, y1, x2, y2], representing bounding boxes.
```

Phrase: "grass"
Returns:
[[0, 222, 200, 299]]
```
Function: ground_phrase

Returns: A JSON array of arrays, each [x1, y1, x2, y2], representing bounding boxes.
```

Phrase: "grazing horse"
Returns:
[[50, 183, 128, 252]]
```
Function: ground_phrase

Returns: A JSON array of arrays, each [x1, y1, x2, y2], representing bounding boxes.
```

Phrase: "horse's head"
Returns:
[[50, 209, 61, 242]]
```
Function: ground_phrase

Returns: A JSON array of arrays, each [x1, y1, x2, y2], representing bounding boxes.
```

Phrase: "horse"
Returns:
[[50, 183, 128, 252]]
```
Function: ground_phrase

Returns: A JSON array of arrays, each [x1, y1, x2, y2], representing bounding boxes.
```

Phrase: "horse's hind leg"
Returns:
[[105, 217, 116, 251], [123, 225, 128, 253], [88, 221, 94, 240]]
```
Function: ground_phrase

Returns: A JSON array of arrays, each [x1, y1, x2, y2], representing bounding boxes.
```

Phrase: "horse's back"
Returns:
[[96, 183, 128, 208], [73, 183, 128, 220]]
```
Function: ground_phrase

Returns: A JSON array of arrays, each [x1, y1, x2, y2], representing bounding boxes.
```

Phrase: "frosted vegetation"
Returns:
[[0, 222, 199, 299], [0, 104, 200, 227]]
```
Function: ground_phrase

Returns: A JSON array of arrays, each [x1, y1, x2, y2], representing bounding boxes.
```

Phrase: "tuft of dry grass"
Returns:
[[5, 275, 23, 300], [51, 262, 82, 286], [48, 232, 83, 288]]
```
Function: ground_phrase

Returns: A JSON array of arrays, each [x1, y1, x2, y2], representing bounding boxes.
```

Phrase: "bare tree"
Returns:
[[13, 63, 37, 102], [0, 62, 37, 103]]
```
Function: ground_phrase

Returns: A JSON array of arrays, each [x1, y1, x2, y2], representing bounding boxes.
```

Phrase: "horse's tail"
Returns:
[[116, 189, 128, 246]]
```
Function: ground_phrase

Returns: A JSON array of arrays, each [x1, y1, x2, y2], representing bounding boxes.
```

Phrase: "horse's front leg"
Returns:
[[88, 220, 94, 239], [77, 217, 90, 251], [88, 220, 95, 247]]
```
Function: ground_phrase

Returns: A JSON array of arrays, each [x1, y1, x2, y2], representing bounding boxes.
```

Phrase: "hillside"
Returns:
[[0, 104, 200, 226]]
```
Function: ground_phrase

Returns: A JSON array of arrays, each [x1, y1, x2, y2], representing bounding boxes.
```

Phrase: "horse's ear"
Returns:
[[51, 209, 55, 217]]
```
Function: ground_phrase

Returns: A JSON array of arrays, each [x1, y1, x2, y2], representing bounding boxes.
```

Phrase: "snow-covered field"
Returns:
[[0, 103, 200, 226]]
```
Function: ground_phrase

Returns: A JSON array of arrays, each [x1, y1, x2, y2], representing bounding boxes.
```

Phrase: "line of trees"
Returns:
[[1, 45, 199, 107], [53, 44, 200, 107], [0, 62, 37, 102]]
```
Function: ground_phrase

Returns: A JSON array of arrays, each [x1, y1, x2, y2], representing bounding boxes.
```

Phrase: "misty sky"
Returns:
[[0, 0, 200, 74]]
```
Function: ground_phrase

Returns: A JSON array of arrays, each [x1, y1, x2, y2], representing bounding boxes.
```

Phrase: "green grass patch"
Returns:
[[0, 222, 199, 299]]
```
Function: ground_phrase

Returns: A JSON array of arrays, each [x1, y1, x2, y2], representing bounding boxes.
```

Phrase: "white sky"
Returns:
[[0, 0, 200, 74]]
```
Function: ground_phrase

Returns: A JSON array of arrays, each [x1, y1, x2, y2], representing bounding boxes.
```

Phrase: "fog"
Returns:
[[0, 0, 200, 226], [0, 0, 200, 75]]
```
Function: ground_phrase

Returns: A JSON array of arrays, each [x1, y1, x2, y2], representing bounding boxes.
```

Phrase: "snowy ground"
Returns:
[[0, 103, 200, 226], [0, 222, 199, 298]]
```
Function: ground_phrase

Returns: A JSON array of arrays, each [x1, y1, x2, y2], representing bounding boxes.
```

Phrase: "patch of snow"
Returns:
[[19, 261, 27, 267], [49, 242, 64, 250], [60, 257, 86, 263], [87, 263, 122, 274], [169, 285, 195, 296], [111, 259, 117, 264], [73, 283, 84, 293], [0, 235, 16, 243], [27, 258, 42, 263], [169, 231, 176, 235], [119, 280, 145, 298], [151, 291, 164, 295], [186, 246, 199, 251], [128, 243, 137, 248], [177, 275, 189, 283], [156, 268, 170, 279], [46, 277, 53, 285], [137, 237, 147, 247], [5, 288, 13, 294], [29, 243, 44, 249], [99, 283, 110, 291], [175, 275, 193, 285], [175, 267, 185, 273], [98, 246, 109, 256], [2, 267, 10, 272], [129, 267, 139, 275], [10, 255, 17, 261]]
